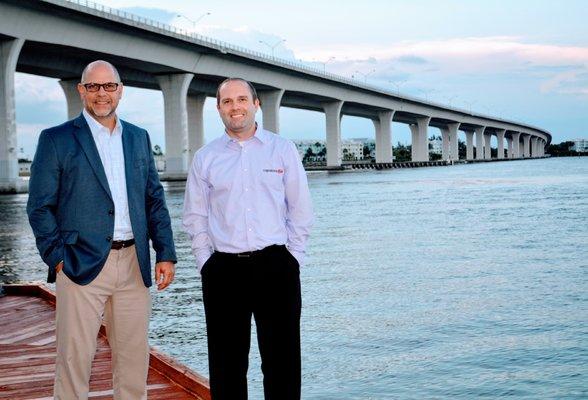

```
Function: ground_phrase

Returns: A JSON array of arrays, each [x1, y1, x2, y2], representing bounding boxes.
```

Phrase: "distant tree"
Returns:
[[546, 141, 578, 157], [302, 147, 315, 164], [458, 140, 466, 159], [393, 143, 411, 162], [363, 145, 371, 158]]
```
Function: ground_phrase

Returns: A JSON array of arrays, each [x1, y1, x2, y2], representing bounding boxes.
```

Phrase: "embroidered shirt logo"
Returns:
[[263, 168, 284, 174]]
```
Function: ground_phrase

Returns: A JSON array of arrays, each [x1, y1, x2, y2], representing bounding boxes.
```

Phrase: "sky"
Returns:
[[14, 0, 588, 157]]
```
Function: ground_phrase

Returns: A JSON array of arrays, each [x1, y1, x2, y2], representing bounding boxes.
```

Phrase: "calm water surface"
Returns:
[[1, 157, 587, 399]]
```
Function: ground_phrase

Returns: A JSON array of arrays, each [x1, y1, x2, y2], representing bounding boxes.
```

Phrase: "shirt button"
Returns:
[[108, 210, 114, 216], [247, 208, 251, 212], [248, 228, 252, 232], [243, 169, 247, 172], [245, 188, 249, 191], [106, 236, 112, 242]]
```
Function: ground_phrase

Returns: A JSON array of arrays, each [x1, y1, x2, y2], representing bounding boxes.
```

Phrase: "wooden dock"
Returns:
[[0, 284, 211, 400]]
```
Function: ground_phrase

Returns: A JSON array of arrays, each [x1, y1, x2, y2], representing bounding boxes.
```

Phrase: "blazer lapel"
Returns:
[[72, 114, 112, 200], [121, 120, 136, 196]]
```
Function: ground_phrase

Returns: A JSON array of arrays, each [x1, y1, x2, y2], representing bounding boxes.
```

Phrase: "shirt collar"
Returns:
[[82, 108, 122, 136], [222, 123, 269, 145]]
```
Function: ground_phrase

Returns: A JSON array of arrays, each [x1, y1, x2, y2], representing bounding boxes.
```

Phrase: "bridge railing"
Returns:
[[40, 0, 546, 134]]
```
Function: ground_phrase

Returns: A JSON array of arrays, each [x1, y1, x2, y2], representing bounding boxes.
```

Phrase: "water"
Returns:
[[1, 157, 587, 399]]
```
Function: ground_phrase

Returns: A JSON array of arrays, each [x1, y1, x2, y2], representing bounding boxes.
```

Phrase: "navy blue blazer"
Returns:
[[27, 114, 176, 286]]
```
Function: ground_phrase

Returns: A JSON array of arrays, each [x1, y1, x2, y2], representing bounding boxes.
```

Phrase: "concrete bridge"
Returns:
[[0, 0, 551, 192]]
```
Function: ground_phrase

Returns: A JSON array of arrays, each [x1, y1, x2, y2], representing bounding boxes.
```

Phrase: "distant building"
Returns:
[[571, 138, 588, 153], [18, 159, 32, 176], [341, 140, 364, 160], [294, 140, 326, 163]]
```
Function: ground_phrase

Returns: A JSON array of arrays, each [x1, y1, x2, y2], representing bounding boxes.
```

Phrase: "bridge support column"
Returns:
[[475, 127, 485, 160], [323, 101, 343, 167], [506, 136, 513, 158], [0, 38, 24, 193], [496, 129, 505, 159], [156, 73, 194, 176], [511, 132, 521, 158], [373, 110, 394, 163], [530, 137, 538, 158], [187, 93, 206, 165], [440, 127, 450, 161], [409, 117, 430, 162], [522, 134, 531, 158], [448, 123, 459, 161], [465, 131, 474, 160], [540, 140, 545, 156], [59, 79, 83, 120], [484, 131, 492, 159], [258, 89, 284, 134]]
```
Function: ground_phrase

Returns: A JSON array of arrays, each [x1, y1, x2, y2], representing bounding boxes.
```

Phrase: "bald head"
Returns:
[[81, 60, 121, 83]]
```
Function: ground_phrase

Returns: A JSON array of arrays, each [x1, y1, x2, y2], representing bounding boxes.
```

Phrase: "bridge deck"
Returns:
[[0, 284, 210, 400]]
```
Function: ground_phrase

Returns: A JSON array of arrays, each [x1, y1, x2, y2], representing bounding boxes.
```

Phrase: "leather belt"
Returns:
[[216, 244, 284, 258], [111, 239, 135, 250]]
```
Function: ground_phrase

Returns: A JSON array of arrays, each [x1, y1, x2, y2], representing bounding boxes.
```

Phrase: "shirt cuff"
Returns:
[[195, 249, 213, 272], [288, 249, 305, 268]]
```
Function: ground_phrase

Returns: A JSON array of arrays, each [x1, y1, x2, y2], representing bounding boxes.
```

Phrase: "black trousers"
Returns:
[[201, 245, 302, 400]]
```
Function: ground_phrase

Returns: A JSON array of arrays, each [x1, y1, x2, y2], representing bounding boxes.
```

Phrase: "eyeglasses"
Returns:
[[81, 82, 120, 92]]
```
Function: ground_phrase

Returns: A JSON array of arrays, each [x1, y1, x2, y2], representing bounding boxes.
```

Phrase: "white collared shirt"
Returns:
[[182, 128, 314, 271], [82, 109, 133, 240]]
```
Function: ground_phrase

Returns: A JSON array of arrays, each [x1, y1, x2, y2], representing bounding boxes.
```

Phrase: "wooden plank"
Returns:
[[0, 283, 210, 400]]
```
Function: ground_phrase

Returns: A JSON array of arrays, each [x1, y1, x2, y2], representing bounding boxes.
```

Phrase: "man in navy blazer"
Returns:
[[27, 60, 176, 399]]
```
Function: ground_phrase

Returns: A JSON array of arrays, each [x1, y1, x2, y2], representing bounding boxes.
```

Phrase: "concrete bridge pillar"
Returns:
[[496, 129, 506, 159], [323, 101, 343, 167], [156, 73, 194, 176], [187, 93, 206, 165], [522, 134, 531, 158], [540, 140, 545, 156], [530, 137, 538, 158], [465, 131, 474, 160], [258, 89, 284, 134], [0, 38, 24, 193], [474, 127, 485, 160], [409, 116, 430, 162], [373, 110, 394, 163], [483, 131, 492, 159], [511, 132, 521, 158], [59, 79, 83, 120], [440, 127, 450, 161], [506, 136, 513, 158], [448, 123, 459, 161]]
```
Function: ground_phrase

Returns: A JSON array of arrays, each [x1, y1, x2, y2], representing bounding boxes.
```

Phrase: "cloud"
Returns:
[[120, 7, 176, 24], [396, 55, 428, 65], [294, 36, 588, 98]]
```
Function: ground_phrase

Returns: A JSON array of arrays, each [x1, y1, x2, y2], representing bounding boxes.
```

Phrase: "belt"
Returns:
[[111, 239, 135, 250], [216, 244, 284, 258]]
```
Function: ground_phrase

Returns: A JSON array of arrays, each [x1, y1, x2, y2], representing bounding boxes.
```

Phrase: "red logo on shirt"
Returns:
[[263, 168, 284, 174]]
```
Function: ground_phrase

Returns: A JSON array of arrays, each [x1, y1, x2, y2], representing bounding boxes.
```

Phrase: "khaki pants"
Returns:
[[54, 246, 151, 400]]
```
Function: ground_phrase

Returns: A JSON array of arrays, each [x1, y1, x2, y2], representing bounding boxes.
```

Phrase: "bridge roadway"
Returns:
[[0, 0, 551, 191]]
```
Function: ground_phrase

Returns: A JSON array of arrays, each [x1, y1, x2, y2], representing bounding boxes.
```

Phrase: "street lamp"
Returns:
[[464, 100, 475, 114], [177, 12, 211, 31], [445, 94, 458, 107], [322, 56, 335, 73], [389, 80, 406, 96], [353, 69, 375, 83], [259, 39, 286, 58]]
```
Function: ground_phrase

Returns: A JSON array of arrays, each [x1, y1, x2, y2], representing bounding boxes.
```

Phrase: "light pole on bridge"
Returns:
[[259, 39, 286, 58], [353, 69, 375, 83], [176, 12, 211, 33]]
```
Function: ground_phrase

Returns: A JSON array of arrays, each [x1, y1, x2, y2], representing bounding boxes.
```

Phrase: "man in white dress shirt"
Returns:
[[183, 78, 313, 399]]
